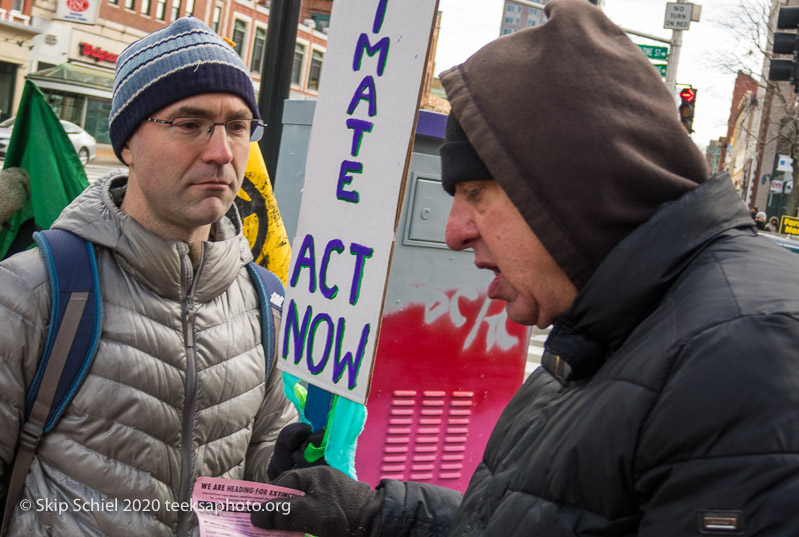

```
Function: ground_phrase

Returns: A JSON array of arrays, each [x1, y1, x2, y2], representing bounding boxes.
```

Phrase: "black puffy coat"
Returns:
[[380, 175, 799, 536]]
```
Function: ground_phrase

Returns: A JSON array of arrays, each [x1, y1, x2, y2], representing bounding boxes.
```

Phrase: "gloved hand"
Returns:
[[0, 167, 30, 226], [251, 466, 384, 537], [267, 422, 328, 480]]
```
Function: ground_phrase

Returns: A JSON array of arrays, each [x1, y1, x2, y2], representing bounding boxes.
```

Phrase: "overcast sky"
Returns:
[[434, 0, 764, 150]]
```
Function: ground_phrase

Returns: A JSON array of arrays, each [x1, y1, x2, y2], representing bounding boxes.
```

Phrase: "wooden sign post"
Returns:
[[279, 0, 440, 405]]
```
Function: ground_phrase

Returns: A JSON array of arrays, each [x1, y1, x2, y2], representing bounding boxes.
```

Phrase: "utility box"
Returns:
[[274, 101, 529, 492]]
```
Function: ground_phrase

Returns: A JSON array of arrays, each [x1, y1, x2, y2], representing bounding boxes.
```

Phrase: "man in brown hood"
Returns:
[[253, 1, 799, 535]]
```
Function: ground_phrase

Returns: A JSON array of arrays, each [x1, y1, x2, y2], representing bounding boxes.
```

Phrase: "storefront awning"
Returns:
[[27, 63, 114, 100]]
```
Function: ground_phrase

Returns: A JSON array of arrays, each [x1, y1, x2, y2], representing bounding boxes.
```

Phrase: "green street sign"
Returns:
[[638, 44, 669, 61], [653, 63, 667, 77]]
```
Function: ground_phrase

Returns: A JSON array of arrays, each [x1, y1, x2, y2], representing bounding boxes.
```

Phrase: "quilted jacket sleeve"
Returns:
[[379, 479, 462, 537], [0, 250, 49, 500], [244, 312, 298, 482], [635, 314, 799, 535]]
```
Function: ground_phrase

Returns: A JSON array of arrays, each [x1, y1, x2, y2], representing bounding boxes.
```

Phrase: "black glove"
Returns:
[[267, 423, 328, 480], [251, 466, 384, 537]]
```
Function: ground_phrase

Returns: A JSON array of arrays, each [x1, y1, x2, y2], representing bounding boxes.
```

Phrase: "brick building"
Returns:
[[9, 0, 331, 143], [0, 0, 39, 121], [1, 0, 447, 145]]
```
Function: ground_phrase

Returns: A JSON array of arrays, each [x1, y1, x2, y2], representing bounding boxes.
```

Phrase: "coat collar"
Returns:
[[543, 174, 755, 383]]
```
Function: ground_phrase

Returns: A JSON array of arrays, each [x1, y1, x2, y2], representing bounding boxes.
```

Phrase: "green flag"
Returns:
[[0, 80, 89, 259]]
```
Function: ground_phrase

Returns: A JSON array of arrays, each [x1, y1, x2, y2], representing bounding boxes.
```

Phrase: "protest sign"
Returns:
[[279, 0, 439, 404]]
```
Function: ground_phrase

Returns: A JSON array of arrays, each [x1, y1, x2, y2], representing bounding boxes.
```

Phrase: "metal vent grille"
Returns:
[[380, 389, 474, 481]]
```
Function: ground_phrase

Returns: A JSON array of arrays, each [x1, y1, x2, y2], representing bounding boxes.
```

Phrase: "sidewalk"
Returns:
[[94, 143, 118, 165]]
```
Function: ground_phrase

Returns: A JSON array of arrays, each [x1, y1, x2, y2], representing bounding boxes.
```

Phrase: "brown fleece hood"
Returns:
[[439, 0, 708, 290]]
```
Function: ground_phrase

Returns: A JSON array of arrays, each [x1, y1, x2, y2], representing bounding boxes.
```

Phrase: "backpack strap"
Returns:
[[246, 262, 285, 376], [1, 230, 101, 537]]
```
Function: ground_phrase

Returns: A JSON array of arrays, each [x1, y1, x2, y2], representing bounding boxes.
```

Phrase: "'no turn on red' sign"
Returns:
[[664, 3, 693, 30]]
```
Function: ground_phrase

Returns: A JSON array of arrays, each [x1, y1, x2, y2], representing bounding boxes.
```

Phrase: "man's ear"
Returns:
[[120, 143, 132, 167]]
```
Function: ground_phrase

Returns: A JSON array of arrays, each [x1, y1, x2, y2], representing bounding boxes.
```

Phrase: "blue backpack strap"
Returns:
[[246, 262, 285, 376], [3, 229, 103, 537], [27, 229, 102, 431]]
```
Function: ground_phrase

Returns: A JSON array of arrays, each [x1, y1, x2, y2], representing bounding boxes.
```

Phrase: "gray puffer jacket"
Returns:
[[0, 172, 296, 536]]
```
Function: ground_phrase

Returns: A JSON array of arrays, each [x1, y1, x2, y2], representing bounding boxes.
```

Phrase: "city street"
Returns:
[[83, 160, 124, 183], [84, 143, 124, 182], [0, 159, 121, 183], [0, 144, 123, 184], [526, 327, 548, 378]]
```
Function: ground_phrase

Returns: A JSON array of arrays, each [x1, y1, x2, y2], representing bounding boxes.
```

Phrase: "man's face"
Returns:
[[120, 93, 252, 240], [445, 180, 577, 328]]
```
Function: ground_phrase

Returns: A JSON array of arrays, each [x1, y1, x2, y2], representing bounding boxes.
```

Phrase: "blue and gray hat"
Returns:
[[109, 17, 259, 163]]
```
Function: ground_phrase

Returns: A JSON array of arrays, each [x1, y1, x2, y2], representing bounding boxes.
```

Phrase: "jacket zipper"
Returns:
[[176, 244, 205, 537]]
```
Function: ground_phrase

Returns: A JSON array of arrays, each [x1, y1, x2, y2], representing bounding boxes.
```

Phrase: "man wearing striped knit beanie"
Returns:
[[0, 17, 296, 537]]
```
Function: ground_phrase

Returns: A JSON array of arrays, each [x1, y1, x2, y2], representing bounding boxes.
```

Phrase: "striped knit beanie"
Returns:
[[110, 16, 259, 162]]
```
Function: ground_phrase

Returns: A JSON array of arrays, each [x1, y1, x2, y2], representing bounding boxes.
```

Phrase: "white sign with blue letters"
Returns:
[[279, 0, 439, 404]]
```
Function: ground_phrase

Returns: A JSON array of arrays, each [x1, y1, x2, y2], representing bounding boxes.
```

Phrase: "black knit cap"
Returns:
[[439, 113, 494, 195]]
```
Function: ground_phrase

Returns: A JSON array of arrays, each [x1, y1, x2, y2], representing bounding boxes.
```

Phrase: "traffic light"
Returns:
[[678, 87, 696, 134], [768, 7, 799, 92]]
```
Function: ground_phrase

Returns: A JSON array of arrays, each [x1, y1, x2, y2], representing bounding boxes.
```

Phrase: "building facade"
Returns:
[[705, 137, 727, 176], [500, 0, 547, 36], [14, 0, 330, 143], [718, 0, 799, 219], [499, 0, 603, 36], [5, 0, 451, 146], [0, 0, 39, 122], [724, 70, 761, 202]]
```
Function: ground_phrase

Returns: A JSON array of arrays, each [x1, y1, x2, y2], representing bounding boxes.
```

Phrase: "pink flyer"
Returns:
[[191, 476, 305, 537]]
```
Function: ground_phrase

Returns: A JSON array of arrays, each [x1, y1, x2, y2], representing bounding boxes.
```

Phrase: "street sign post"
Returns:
[[638, 44, 669, 60], [777, 154, 794, 172], [664, 2, 693, 30]]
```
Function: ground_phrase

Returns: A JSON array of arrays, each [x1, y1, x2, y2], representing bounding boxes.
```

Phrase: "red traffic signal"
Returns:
[[679, 88, 696, 103], [678, 86, 696, 134]]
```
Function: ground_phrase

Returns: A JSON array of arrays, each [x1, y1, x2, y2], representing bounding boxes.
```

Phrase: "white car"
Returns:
[[0, 117, 97, 166]]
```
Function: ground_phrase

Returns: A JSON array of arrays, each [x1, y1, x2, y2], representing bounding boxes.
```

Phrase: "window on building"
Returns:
[[251, 27, 266, 73], [86, 98, 112, 143], [109, 0, 118, 5], [156, 0, 166, 20], [212, 6, 222, 32], [506, 4, 513, 11], [141, 0, 150, 15], [11, 0, 22, 10], [291, 43, 305, 86], [185, 0, 194, 16], [125, 0, 134, 9], [527, 18, 536, 26], [171, 0, 181, 20], [311, 13, 330, 32], [232, 19, 247, 58], [308, 50, 323, 91], [0, 62, 17, 122]]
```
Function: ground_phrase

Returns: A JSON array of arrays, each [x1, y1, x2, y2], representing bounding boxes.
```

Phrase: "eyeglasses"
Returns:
[[146, 117, 266, 144]]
